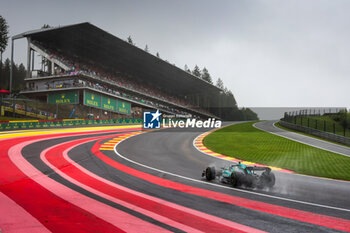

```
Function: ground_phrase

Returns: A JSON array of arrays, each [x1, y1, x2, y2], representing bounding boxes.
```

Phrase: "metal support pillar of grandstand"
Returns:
[[31, 49, 34, 71], [9, 38, 14, 94], [26, 37, 32, 78], [51, 61, 55, 75]]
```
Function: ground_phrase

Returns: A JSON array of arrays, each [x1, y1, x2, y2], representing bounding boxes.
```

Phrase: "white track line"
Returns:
[[113, 131, 350, 213]]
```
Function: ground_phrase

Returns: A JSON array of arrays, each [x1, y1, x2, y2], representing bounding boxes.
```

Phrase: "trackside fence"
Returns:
[[282, 110, 349, 137], [279, 120, 350, 146]]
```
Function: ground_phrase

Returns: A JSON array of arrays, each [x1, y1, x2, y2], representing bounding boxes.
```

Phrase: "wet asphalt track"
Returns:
[[114, 122, 350, 232], [15, 122, 350, 232]]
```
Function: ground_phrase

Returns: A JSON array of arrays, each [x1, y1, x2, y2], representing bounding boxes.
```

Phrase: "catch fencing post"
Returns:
[[315, 119, 318, 130]]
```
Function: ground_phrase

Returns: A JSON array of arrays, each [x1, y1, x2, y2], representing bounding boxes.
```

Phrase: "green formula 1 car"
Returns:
[[202, 162, 275, 189]]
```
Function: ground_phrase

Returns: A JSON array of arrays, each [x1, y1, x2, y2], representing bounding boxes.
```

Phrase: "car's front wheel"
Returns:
[[231, 172, 238, 187], [205, 166, 216, 181]]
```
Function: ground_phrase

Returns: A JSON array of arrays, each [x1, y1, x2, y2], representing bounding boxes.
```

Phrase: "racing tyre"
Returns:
[[231, 172, 238, 187], [266, 172, 275, 188], [261, 171, 275, 188], [205, 167, 216, 181]]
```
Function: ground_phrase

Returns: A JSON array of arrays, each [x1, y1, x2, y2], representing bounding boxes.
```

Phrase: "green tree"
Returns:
[[41, 24, 51, 29], [0, 15, 9, 64], [144, 44, 149, 52], [0, 59, 26, 91], [216, 78, 224, 89], [240, 107, 259, 120], [192, 65, 201, 77], [226, 90, 237, 107], [127, 36, 134, 45], [201, 67, 213, 84], [184, 64, 191, 73], [223, 86, 229, 94], [14, 63, 26, 91], [0, 58, 10, 89]]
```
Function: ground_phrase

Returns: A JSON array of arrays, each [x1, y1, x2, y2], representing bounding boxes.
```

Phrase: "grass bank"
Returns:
[[203, 122, 350, 180]]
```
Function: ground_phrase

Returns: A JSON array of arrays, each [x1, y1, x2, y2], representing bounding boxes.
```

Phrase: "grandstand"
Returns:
[[14, 23, 223, 119]]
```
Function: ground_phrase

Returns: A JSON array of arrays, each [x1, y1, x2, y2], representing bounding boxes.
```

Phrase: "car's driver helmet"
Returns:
[[238, 161, 246, 169]]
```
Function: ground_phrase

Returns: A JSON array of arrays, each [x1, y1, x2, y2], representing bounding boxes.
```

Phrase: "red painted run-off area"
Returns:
[[0, 128, 140, 233], [0, 128, 349, 233]]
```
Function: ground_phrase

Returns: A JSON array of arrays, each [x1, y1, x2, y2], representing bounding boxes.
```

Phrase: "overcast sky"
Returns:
[[1, 0, 349, 109]]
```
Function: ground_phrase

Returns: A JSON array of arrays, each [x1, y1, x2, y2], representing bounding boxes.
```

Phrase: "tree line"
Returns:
[[186, 64, 258, 120], [1, 15, 26, 92], [0, 15, 9, 66], [0, 58, 26, 92]]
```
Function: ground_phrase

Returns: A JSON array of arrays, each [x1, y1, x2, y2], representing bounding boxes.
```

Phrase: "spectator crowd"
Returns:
[[29, 41, 211, 117]]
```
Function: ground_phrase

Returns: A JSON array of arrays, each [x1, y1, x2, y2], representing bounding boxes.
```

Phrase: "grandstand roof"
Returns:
[[14, 22, 223, 96]]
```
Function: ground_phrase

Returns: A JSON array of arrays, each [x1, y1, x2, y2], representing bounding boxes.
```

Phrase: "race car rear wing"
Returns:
[[247, 166, 272, 173]]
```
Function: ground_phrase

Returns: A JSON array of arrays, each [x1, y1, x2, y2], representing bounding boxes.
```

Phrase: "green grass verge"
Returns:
[[203, 121, 350, 181]]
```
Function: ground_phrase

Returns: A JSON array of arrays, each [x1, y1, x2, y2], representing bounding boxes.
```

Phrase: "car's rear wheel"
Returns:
[[260, 171, 275, 188], [266, 172, 275, 187], [231, 172, 238, 187], [205, 167, 216, 181]]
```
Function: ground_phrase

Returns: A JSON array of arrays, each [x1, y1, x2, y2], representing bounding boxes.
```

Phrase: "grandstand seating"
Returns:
[[17, 23, 222, 119], [24, 40, 212, 117]]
